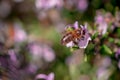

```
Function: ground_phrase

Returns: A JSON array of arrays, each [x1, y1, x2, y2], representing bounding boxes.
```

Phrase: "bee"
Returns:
[[61, 27, 85, 46]]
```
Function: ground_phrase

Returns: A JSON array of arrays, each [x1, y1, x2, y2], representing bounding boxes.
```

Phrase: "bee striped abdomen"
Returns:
[[62, 33, 73, 45], [61, 28, 83, 46]]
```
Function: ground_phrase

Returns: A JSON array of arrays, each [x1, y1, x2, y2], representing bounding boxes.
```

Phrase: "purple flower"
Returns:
[[95, 11, 108, 35], [77, 0, 88, 12], [14, 22, 27, 43], [62, 21, 91, 48], [98, 22, 108, 35], [8, 49, 19, 66], [78, 24, 91, 48], [95, 14, 104, 25], [96, 67, 112, 80], [42, 45, 55, 62], [101, 57, 111, 68], [28, 42, 55, 63], [35, 0, 63, 10], [35, 72, 54, 80], [64, 0, 88, 11], [0, 54, 21, 80]]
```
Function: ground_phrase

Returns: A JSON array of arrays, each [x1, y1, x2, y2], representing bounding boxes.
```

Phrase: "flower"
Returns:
[[96, 67, 113, 80], [64, 0, 88, 12], [35, 0, 63, 10], [61, 21, 91, 48], [77, 0, 88, 12], [78, 24, 91, 48], [28, 42, 55, 63], [14, 22, 27, 43], [8, 49, 19, 66], [35, 72, 54, 80], [0, 54, 21, 80], [95, 11, 108, 35]]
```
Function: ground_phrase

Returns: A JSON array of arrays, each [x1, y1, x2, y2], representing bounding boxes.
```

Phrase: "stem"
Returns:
[[68, 49, 84, 80]]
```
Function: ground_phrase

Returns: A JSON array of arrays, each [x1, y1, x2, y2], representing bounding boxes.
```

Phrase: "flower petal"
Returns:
[[47, 72, 54, 80], [73, 21, 79, 29], [66, 41, 74, 47], [35, 74, 47, 80], [78, 37, 91, 48], [78, 31, 91, 48]]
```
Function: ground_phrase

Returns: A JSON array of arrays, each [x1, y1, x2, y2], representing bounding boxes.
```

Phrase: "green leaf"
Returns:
[[108, 37, 114, 43], [101, 45, 112, 54], [92, 32, 99, 39]]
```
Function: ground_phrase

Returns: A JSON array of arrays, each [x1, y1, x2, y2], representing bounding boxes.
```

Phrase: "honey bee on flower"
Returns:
[[61, 21, 91, 49]]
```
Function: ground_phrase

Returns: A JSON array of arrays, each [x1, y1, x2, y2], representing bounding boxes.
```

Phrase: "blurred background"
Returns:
[[0, 0, 120, 80]]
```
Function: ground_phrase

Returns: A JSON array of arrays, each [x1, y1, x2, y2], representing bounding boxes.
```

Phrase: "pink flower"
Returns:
[[95, 11, 108, 35], [35, 0, 63, 10], [43, 45, 55, 62], [28, 42, 55, 62], [35, 72, 54, 80], [14, 22, 27, 43], [77, 0, 88, 12]]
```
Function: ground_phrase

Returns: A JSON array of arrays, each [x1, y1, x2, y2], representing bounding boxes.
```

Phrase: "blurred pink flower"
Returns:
[[97, 68, 109, 80], [98, 22, 108, 35], [35, 0, 63, 10], [77, 0, 88, 12], [14, 22, 27, 43], [95, 11, 108, 35], [43, 45, 55, 62], [29, 42, 43, 56], [101, 57, 111, 68], [35, 72, 54, 80], [95, 14, 104, 24], [28, 42, 55, 62]]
